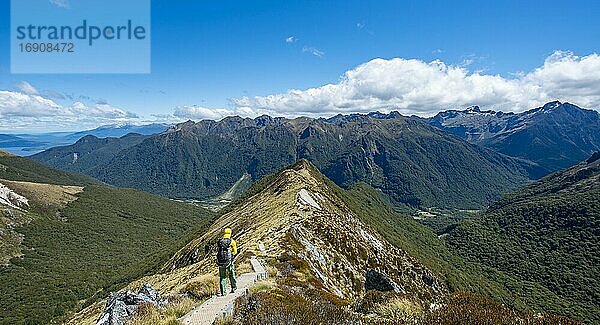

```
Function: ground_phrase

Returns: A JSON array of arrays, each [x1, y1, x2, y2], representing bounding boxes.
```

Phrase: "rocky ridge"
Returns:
[[166, 160, 445, 300]]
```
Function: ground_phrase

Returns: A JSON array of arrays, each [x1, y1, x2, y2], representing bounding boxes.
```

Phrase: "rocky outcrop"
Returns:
[[297, 188, 321, 210], [0, 182, 29, 210], [167, 160, 445, 301], [96, 283, 166, 325], [365, 269, 404, 293]]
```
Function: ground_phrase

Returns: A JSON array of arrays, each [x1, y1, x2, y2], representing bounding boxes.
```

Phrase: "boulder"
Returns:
[[422, 271, 436, 288], [96, 283, 164, 325], [138, 283, 158, 302]]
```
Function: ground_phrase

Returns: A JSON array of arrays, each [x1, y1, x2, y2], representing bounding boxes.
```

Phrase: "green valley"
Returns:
[[446, 153, 600, 323], [0, 153, 215, 324]]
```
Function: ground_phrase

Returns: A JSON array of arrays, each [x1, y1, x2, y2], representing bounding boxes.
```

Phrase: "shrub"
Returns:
[[182, 274, 219, 299], [234, 291, 361, 324], [423, 292, 582, 325], [374, 297, 423, 323], [130, 296, 196, 325], [249, 278, 277, 294]]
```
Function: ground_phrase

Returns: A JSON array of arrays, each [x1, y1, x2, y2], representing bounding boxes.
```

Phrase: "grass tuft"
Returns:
[[181, 274, 219, 299], [374, 297, 423, 323], [130, 296, 196, 325]]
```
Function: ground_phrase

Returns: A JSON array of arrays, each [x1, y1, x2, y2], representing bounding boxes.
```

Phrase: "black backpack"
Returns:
[[216, 238, 232, 266]]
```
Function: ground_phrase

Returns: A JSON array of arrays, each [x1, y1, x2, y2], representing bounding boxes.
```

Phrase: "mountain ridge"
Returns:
[[419, 101, 600, 174], [165, 159, 445, 300], [446, 153, 600, 322], [69, 159, 578, 324], [0, 123, 170, 156], [32, 113, 534, 210]]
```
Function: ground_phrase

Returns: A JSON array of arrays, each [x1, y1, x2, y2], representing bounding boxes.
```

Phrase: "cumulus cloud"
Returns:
[[4, 51, 600, 131], [0, 86, 138, 131], [232, 51, 600, 117], [0, 91, 65, 117], [173, 105, 257, 121], [71, 101, 138, 120], [285, 36, 296, 43]]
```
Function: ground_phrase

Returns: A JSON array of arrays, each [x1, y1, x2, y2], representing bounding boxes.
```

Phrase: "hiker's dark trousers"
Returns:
[[219, 263, 237, 295]]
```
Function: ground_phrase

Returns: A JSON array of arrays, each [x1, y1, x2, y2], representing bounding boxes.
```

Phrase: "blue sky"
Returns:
[[1, 0, 599, 132]]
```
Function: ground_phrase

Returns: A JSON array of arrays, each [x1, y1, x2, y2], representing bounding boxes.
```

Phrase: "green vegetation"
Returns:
[[412, 207, 481, 235], [220, 161, 575, 322], [182, 274, 219, 300], [372, 296, 423, 322], [335, 182, 512, 297], [130, 296, 197, 325], [33, 115, 531, 209], [0, 154, 96, 186], [446, 158, 600, 323], [0, 156, 215, 324], [422, 292, 579, 324], [234, 249, 362, 324], [30, 133, 150, 176], [327, 180, 583, 322], [355, 291, 578, 324]]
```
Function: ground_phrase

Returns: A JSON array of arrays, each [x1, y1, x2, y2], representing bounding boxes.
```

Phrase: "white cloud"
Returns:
[[232, 51, 600, 117], [285, 36, 296, 43], [523, 51, 600, 108], [71, 101, 138, 120], [49, 0, 69, 8], [173, 105, 257, 121], [302, 47, 324, 58], [0, 90, 138, 132], [0, 91, 65, 117], [4, 51, 600, 132], [16, 81, 39, 95]]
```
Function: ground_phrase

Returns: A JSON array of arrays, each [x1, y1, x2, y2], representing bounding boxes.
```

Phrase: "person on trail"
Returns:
[[216, 228, 237, 296]]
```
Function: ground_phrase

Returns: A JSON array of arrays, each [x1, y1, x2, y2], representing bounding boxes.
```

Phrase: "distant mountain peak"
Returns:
[[96, 122, 131, 129], [465, 105, 481, 113], [421, 101, 600, 174]]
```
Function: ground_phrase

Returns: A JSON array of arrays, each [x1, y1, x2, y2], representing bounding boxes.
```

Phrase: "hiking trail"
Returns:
[[178, 256, 267, 325]]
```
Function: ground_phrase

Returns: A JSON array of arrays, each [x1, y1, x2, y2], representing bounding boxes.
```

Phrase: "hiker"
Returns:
[[216, 228, 237, 296]]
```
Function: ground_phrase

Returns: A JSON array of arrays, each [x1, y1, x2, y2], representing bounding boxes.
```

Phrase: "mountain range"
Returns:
[[32, 114, 537, 210], [31, 101, 600, 213], [1, 148, 595, 323], [69, 160, 578, 324], [419, 101, 600, 175], [0, 123, 170, 156]]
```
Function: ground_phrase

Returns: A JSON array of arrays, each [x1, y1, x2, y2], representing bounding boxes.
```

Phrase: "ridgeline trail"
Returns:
[[178, 256, 267, 325]]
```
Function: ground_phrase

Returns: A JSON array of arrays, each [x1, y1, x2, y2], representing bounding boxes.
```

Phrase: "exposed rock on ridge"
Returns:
[[166, 160, 446, 300]]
